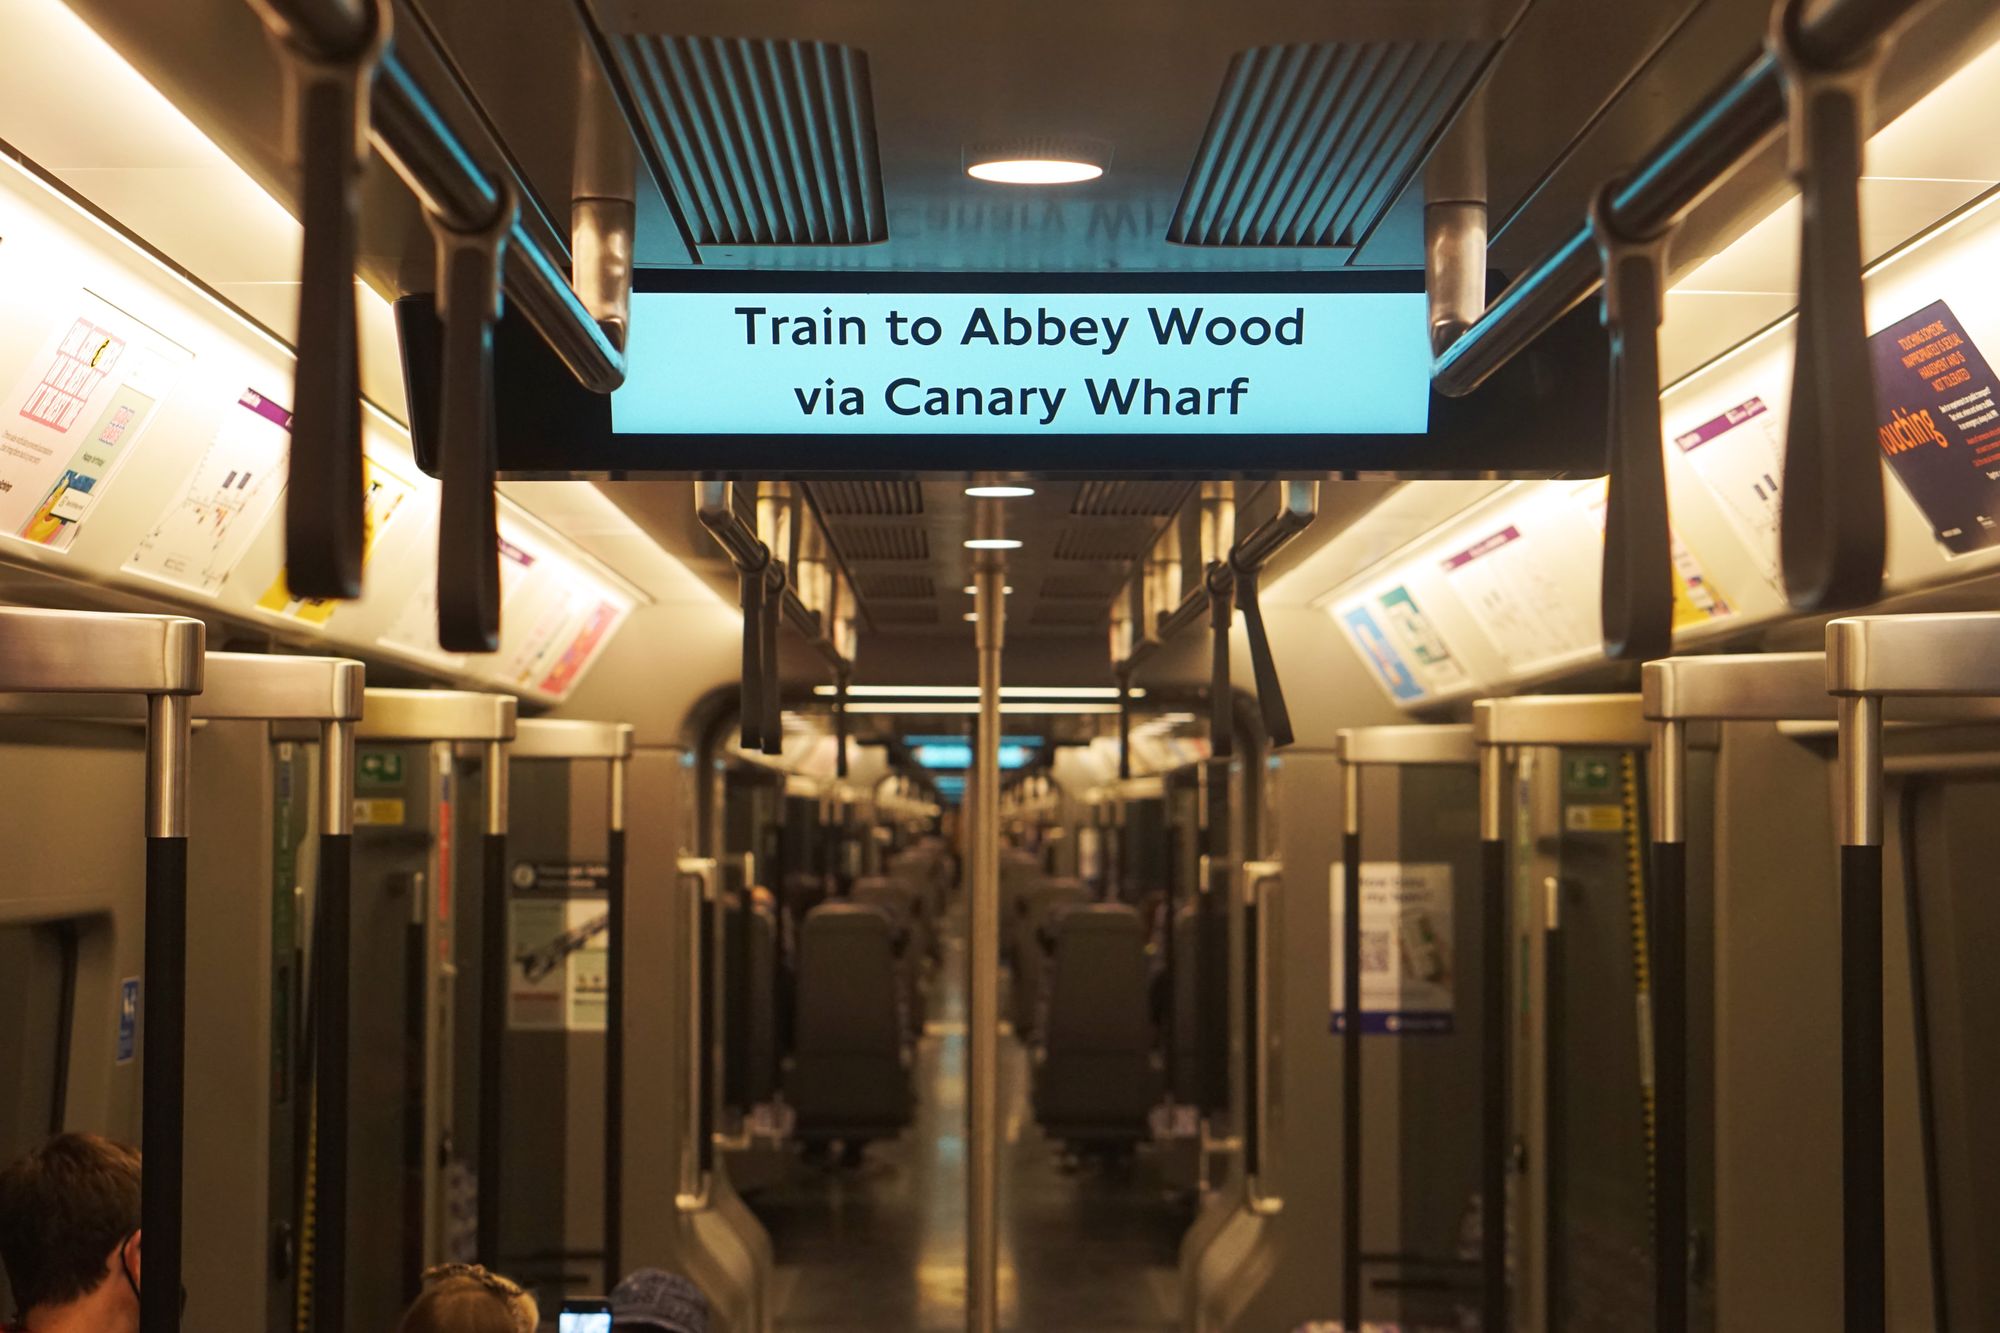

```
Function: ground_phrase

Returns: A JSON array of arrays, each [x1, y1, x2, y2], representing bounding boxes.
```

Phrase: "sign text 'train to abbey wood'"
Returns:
[[610, 290, 1432, 438]]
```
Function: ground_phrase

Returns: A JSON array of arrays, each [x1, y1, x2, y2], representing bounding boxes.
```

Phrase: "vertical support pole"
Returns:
[[314, 718, 356, 1333], [968, 499, 1005, 1333], [1837, 695, 1885, 1333], [1341, 760, 1364, 1333], [1651, 719, 1689, 1333], [604, 751, 629, 1285], [143, 692, 191, 1333], [1478, 743, 1511, 1333], [477, 740, 510, 1266]]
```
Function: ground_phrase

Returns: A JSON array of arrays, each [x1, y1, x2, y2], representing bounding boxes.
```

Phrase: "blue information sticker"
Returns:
[[117, 978, 140, 1064]]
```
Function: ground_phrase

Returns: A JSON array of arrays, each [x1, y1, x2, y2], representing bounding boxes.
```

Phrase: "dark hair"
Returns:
[[0, 1133, 141, 1315]]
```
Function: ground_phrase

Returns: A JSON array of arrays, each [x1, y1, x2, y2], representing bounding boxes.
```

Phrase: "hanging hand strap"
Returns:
[[257, 0, 388, 600], [1772, 0, 1887, 613], [1231, 554, 1295, 747], [1205, 563, 1234, 759], [1590, 179, 1676, 662], [761, 562, 786, 756], [738, 561, 768, 751], [431, 185, 517, 653]]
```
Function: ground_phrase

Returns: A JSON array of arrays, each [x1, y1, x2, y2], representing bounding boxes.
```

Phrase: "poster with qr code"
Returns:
[[1330, 861, 1454, 1034]]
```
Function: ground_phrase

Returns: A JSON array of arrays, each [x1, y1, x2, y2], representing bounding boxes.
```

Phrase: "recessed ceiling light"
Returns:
[[963, 612, 980, 621], [963, 585, 1015, 594], [964, 484, 1036, 498], [965, 137, 1110, 187], [963, 538, 1022, 550]]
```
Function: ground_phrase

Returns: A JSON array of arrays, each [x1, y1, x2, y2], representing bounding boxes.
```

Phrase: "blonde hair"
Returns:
[[397, 1264, 540, 1333]]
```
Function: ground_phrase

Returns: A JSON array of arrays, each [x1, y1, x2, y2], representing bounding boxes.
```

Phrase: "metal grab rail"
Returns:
[[0, 609, 206, 1333], [1431, 0, 1931, 399]]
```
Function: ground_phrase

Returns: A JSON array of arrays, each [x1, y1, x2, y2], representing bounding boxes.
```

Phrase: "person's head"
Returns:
[[0, 1133, 142, 1327], [609, 1268, 708, 1333], [397, 1265, 539, 1333]]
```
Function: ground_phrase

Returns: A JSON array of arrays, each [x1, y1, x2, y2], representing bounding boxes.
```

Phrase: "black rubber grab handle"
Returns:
[[1233, 559, 1296, 747], [1651, 839, 1689, 1333], [738, 567, 766, 751], [1479, 836, 1510, 1333], [434, 201, 514, 654], [476, 831, 508, 1266], [1592, 186, 1675, 662], [1207, 565, 1234, 759], [313, 832, 353, 1333], [286, 74, 367, 601], [143, 835, 188, 1333], [1841, 840, 1886, 1333], [1774, 1, 1887, 614], [760, 566, 785, 756]]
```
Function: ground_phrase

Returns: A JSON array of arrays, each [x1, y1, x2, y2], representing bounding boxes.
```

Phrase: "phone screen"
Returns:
[[559, 1303, 613, 1333]]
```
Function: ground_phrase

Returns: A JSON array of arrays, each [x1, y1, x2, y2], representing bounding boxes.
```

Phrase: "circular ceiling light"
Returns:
[[963, 585, 1015, 595], [964, 484, 1036, 498], [965, 137, 1110, 186], [963, 538, 1023, 550]]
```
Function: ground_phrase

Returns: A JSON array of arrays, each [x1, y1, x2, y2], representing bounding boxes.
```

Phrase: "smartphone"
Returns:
[[560, 1298, 613, 1333]]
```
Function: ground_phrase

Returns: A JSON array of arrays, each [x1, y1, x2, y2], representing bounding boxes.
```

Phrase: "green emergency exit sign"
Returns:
[[358, 749, 405, 788]]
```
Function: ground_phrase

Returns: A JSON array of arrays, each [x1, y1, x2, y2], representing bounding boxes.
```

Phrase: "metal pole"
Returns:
[[1650, 719, 1689, 1333], [477, 740, 510, 1266], [605, 751, 629, 1285], [968, 499, 1005, 1333], [314, 718, 356, 1333], [1477, 743, 1510, 1333], [1837, 694, 1885, 1332], [1341, 761, 1364, 1333]]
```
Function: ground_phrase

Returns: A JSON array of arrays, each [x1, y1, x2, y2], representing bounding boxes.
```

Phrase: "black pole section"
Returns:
[[142, 835, 188, 1333], [834, 672, 850, 779], [1480, 836, 1510, 1333], [1545, 900, 1567, 1333], [1116, 671, 1131, 781], [1897, 785, 1949, 1328], [1841, 842, 1885, 1333], [1342, 827, 1364, 1333], [1652, 840, 1688, 1333], [1242, 895, 1261, 1179], [603, 826, 627, 1285], [312, 832, 353, 1333], [697, 896, 717, 1177], [477, 831, 509, 1266]]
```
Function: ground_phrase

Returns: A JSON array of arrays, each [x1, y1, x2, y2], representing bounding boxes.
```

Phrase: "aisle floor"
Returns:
[[750, 924, 1187, 1332]]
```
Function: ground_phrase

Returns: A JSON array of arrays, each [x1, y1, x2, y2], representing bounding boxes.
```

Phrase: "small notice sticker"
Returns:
[[117, 978, 139, 1063], [353, 797, 407, 826], [1563, 803, 1626, 833]]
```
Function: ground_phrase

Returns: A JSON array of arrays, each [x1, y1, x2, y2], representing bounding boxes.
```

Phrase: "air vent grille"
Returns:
[[857, 571, 936, 599], [869, 602, 940, 625], [607, 35, 886, 245], [1030, 602, 1108, 627], [1053, 523, 1155, 562], [1072, 480, 1196, 517], [1039, 571, 1126, 601], [810, 480, 924, 516], [1170, 41, 1490, 248], [835, 523, 930, 562]]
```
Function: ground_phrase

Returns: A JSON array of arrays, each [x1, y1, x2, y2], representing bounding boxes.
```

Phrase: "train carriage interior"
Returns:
[[6, 0, 2000, 1330]]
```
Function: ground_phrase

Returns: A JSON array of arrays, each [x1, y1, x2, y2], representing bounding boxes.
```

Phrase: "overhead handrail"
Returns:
[[1431, 0, 1933, 400], [0, 609, 205, 1333], [1772, 0, 1889, 613], [247, 0, 387, 600], [430, 183, 517, 652], [1589, 181, 1677, 661]]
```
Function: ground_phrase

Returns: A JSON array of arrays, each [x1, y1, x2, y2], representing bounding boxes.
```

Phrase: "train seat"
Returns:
[[787, 902, 913, 1144], [1009, 876, 1090, 1036], [1033, 904, 1161, 1147]]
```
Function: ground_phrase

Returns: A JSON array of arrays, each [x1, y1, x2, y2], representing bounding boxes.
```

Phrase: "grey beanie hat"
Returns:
[[609, 1269, 709, 1333]]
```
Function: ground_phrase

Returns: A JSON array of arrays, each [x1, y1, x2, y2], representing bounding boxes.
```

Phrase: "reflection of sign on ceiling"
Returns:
[[614, 289, 1431, 438]]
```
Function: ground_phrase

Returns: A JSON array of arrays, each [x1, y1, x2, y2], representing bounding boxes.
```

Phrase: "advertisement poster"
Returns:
[[507, 892, 608, 1032], [1574, 477, 1733, 628], [1440, 516, 1598, 673], [1673, 395, 1785, 590], [256, 456, 415, 624], [1869, 299, 2000, 555], [0, 293, 190, 550], [1376, 583, 1468, 691], [535, 597, 629, 696], [1341, 602, 1423, 702], [1329, 861, 1454, 1034], [379, 547, 469, 667], [125, 388, 290, 594]]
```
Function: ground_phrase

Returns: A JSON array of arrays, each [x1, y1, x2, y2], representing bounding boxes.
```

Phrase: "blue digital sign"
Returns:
[[913, 743, 1034, 770], [612, 289, 1430, 438]]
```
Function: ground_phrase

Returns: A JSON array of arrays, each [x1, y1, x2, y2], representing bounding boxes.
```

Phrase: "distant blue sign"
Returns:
[[117, 978, 139, 1064]]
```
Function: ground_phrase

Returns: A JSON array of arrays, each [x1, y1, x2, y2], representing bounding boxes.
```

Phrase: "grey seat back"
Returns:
[[788, 903, 912, 1138], [1010, 876, 1089, 1036], [1033, 904, 1161, 1141]]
